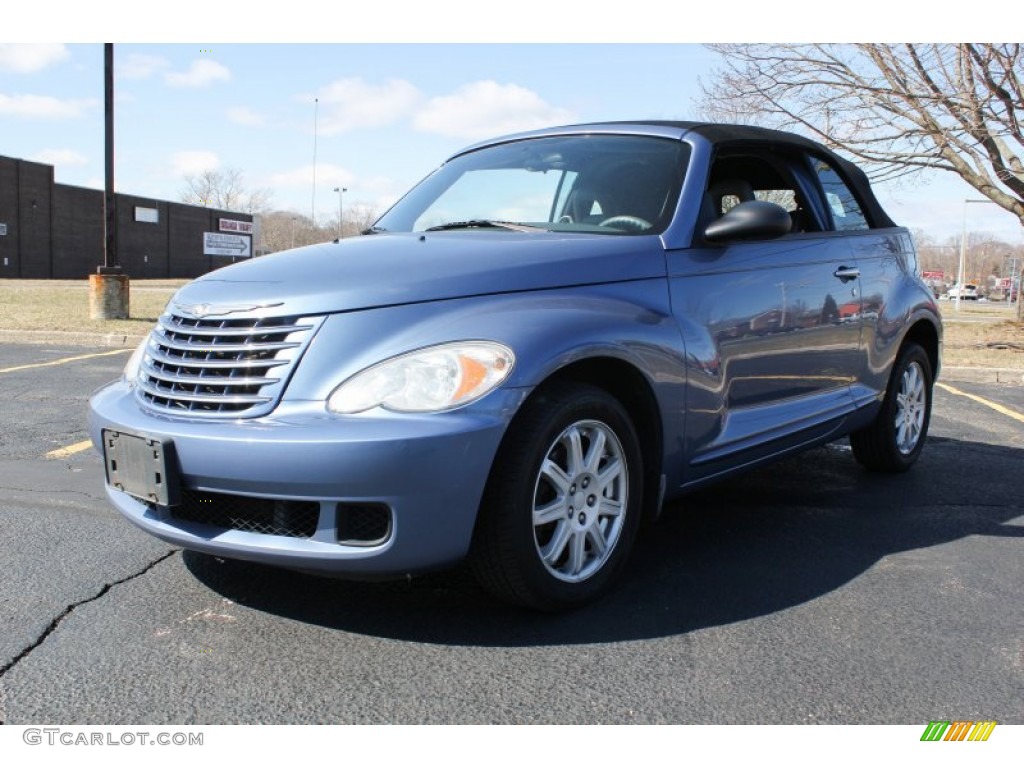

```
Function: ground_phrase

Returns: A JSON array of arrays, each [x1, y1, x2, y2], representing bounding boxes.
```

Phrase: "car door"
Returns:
[[666, 146, 864, 483], [809, 154, 913, 408]]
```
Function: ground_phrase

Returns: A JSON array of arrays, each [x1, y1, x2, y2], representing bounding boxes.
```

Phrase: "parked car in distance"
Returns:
[[89, 121, 942, 611], [947, 283, 980, 300]]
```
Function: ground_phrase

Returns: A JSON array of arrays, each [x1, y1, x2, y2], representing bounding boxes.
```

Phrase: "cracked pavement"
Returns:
[[0, 550, 177, 683], [0, 343, 1021, 724]]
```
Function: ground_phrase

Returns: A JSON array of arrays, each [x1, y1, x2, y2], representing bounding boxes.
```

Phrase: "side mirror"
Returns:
[[704, 200, 792, 243]]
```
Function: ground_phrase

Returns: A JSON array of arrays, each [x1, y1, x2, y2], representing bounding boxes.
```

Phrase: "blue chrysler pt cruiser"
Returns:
[[89, 122, 942, 611]]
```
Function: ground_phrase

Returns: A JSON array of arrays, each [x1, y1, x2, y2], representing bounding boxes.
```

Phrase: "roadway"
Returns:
[[0, 343, 1020, 725]]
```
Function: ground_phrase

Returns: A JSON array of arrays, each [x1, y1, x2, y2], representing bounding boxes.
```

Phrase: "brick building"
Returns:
[[0, 154, 254, 279]]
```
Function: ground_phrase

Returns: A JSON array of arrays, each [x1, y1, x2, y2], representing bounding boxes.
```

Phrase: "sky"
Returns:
[[2, 6, 1021, 246]]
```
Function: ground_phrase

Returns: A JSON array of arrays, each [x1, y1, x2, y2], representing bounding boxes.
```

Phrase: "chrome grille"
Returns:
[[136, 311, 321, 417]]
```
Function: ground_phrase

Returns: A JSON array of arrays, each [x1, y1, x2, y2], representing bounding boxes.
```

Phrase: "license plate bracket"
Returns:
[[102, 429, 180, 506]]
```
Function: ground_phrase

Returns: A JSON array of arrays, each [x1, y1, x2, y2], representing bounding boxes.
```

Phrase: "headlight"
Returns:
[[327, 341, 515, 414], [122, 337, 149, 386]]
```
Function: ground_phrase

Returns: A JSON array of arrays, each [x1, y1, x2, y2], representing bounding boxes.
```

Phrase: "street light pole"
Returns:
[[956, 203, 967, 312], [957, 198, 999, 312], [1002, 254, 1016, 301], [334, 187, 347, 239]]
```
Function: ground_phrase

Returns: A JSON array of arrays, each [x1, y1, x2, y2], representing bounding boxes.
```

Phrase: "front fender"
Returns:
[[281, 281, 690, 487], [284, 280, 688, 400]]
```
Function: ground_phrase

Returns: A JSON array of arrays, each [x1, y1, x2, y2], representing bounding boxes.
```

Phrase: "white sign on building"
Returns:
[[135, 206, 159, 223], [203, 232, 252, 258], [0, 223, 7, 236]]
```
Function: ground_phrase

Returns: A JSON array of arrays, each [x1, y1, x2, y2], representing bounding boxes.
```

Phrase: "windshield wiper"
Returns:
[[424, 219, 546, 233], [361, 225, 388, 235]]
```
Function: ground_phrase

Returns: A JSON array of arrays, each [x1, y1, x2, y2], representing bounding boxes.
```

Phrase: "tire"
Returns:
[[850, 342, 933, 473], [470, 382, 644, 611]]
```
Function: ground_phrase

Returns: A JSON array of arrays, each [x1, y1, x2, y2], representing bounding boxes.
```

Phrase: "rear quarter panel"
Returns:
[[853, 228, 941, 398]]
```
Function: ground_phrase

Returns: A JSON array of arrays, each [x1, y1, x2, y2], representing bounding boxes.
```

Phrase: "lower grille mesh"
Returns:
[[156, 491, 393, 546], [169, 490, 320, 539], [336, 503, 393, 546]]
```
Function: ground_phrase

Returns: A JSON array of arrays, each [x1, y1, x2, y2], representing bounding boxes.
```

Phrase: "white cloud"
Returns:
[[119, 54, 169, 80], [0, 93, 92, 119], [165, 59, 231, 88], [226, 106, 266, 126], [0, 44, 69, 73], [170, 150, 220, 177], [414, 81, 576, 140], [32, 148, 89, 167], [315, 78, 421, 135], [266, 163, 355, 189]]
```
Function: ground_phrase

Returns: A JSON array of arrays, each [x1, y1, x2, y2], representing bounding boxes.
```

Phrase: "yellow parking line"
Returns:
[[45, 439, 95, 459], [936, 382, 1024, 424], [0, 348, 131, 375]]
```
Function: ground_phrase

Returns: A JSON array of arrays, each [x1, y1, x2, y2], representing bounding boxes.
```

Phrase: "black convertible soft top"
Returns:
[[489, 120, 898, 230], [600, 120, 898, 229]]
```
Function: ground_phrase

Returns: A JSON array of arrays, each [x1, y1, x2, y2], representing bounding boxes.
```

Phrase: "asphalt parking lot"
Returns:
[[0, 342, 1021, 724]]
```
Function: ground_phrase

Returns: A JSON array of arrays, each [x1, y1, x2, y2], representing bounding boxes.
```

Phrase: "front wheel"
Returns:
[[850, 343, 933, 472], [470, 382, 643, 611]]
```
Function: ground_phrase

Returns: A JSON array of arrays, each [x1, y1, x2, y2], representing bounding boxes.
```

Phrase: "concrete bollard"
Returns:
[[89, 272, 130, 320]]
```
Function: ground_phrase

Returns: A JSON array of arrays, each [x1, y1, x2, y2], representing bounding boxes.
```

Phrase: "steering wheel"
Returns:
[[598, 215, 652, 233]]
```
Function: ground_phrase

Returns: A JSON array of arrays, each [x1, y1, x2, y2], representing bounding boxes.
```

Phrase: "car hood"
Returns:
[[170, 231, 666, 317]]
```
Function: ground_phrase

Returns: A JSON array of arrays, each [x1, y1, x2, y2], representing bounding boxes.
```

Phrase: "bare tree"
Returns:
[[180, 167, 272, 214], [323, 202, 382, 239], [700, 44, 1024, 228], [255, 210, 332, 254], [254, 202, 383, 255], [914, 229, 1023, 298]]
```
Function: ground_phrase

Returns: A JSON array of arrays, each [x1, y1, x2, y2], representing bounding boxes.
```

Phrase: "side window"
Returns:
[[814, 159, 868, 231], [754, 189, 797, 211], [705, 150, 816, 233], [720, 193, 742, 213]]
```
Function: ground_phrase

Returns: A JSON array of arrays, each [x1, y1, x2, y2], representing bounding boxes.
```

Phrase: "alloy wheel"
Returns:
[[894, 361, 927, 455], [531, 419, 628, 583]]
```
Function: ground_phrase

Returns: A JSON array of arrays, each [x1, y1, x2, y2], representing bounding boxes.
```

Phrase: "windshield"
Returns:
[[374, 134, 690, 236]]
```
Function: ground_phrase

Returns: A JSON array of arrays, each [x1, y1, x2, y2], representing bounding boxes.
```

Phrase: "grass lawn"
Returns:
[[939, 302, 1024, 369], [0, 279, 186, 337]]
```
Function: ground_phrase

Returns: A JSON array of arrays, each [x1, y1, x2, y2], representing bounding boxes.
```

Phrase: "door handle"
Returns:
[[833, 266, 860, 282]]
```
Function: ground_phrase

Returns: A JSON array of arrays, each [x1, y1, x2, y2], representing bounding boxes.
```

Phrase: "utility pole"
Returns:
[[104, 43, 116, 273], [334, 187, 346, 239], [311, 98, 318, 226], [956, 199, 999, 312], [89, 43, 129, 320]]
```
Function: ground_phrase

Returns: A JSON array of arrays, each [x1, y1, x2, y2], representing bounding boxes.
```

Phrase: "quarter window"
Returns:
[[814, 160, 868, 231]]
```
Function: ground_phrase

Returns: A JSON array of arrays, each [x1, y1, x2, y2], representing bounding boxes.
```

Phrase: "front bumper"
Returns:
[[88, 382, 526, 576]]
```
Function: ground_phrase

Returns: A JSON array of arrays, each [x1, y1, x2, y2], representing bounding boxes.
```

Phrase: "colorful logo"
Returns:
[[921, 721, 997, 742]]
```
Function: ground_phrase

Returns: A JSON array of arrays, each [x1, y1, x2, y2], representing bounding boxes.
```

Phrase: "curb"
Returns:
[[940, 367, 1024, 385], [0, 329, 146, 348]]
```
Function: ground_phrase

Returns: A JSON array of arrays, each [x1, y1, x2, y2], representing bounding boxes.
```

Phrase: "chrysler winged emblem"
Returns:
[[173, 301, 284, 318]]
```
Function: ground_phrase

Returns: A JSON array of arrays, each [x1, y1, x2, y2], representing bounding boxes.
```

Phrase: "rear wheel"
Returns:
[[470, 382, 643, 611], [850, 343, 933, 472]]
